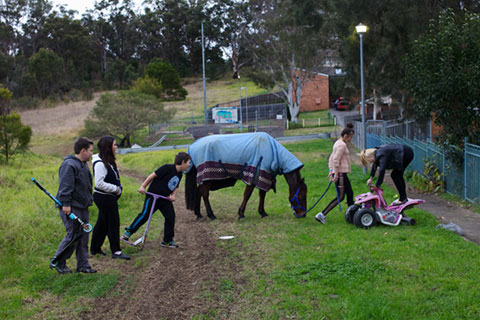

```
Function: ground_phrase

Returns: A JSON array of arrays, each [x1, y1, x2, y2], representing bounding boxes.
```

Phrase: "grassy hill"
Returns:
[[2, 140, 480, 319]]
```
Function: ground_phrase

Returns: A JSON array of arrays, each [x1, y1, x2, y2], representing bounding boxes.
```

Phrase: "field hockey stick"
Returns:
[[121, 192, 170, 249], [31, 178, 93, 232]]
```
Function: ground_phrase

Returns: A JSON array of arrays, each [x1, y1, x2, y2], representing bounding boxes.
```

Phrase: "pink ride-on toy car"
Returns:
[[345, 186, 425, 229]]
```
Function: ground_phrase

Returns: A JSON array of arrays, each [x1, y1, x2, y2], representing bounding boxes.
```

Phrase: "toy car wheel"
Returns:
[[345, 204, 360, 224], [353, 208, 377, 229]]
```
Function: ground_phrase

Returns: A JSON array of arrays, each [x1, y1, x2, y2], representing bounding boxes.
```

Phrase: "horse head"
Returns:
[[287, 172, 308, 218]]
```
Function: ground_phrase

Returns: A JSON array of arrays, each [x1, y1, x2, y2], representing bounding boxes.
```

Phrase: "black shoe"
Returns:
[[90, 249, 107, 256], [112, 252, 131, 260], [76, 266, 97, 273], [161, 241, 179, 248], [49, 262, 68, 274], [62, 266, 72, 273]]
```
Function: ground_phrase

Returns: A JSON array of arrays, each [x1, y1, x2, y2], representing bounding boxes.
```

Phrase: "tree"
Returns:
[[0, 86, 13, 114], [145, 58, 187, 100], [28, 48, 64, 98], [403, 9, 480, 148], [0, 112, 32, 163], [246, 0, 328, 122], [329, 0, 480, 119], [217, 0, 253, 79], [82, 90, 175, 147]]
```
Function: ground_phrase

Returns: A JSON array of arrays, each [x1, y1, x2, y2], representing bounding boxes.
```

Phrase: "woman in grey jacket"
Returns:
[[90, 136, 130, 260]]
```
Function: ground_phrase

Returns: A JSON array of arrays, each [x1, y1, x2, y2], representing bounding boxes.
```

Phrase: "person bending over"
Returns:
[[360, 144, 414, 205]]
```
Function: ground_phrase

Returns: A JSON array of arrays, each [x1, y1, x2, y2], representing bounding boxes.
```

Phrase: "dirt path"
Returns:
[[81, 172, 238, 320], [349, 144, 480, 245]]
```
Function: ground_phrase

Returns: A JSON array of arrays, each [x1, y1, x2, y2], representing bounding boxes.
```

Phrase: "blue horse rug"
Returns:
[[187, 132, 303, 191]]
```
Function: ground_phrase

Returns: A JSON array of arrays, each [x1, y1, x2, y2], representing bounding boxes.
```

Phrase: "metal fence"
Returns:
[[370, 134, 480, 206]]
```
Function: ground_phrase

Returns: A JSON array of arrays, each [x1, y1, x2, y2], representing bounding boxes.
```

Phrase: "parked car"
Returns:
[[333, 97, 352, 111]]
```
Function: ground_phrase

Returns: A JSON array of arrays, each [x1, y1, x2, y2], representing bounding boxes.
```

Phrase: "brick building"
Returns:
[[294, 71, 330, 112]]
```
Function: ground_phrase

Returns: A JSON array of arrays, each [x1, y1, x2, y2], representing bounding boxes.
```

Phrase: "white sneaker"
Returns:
[[315, 212, 326, 224]]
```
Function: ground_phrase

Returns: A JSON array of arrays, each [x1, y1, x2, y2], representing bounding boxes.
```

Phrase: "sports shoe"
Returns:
[[315, 212, 327, 224], [76, 266, 97, 273], [49, 262, 71, 274], [90, 249, 107, 256], [392, 199, 408, 206], [121, 230, 131, 241], [112, 252, 131, 260], [161, 241, 179, 248]]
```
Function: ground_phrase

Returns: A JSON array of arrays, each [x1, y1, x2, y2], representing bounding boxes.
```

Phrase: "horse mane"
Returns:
[[284, 168, 304, 192]]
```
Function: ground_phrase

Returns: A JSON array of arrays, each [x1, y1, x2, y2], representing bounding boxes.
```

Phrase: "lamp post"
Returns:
[[241, 87, 248, 127], [201, 22, 207, 125], [356, 23, 367, 173]]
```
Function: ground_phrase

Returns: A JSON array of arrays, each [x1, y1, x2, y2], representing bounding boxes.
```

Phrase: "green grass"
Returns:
[[3, 140, 480, 319], [0, 150, 182, 319], [186, 140, 480, 319]]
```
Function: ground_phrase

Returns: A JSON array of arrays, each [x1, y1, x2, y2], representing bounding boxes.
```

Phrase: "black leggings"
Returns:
[[322, 173, 354, 216], [126, 195, 176, 243], [91, 193, 121, 253], [391, 146, 414, 201]]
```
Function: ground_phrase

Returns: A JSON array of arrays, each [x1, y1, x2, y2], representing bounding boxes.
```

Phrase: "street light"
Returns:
[[241, 87, 248, 127], [356, 23, 367, 173]]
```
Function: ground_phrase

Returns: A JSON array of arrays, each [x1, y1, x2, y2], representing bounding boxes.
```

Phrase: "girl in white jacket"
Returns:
[[90, 136, 130, 260]]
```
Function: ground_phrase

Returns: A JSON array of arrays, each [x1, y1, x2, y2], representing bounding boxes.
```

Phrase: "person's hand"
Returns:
[[137, 186, 146, 194], [116, 187, 122, 195], [328, 170, 334, 180], [169, 194, 176, 201], [367, 177, 373, 186], [62, 206, 71, 215]]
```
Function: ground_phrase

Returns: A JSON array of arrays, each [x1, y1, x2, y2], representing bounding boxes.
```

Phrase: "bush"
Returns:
[[131, 76, 163, 99], [145, 58, 188, 100], [11, 96, 41, 110], [0, 112, 32, 164], [407, 160, 444, 194]]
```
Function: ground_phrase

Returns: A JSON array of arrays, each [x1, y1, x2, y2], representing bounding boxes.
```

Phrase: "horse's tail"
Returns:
[[185, 165, 197, 210]]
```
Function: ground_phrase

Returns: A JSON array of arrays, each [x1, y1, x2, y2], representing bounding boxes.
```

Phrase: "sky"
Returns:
[[50, 0, 143, 16]]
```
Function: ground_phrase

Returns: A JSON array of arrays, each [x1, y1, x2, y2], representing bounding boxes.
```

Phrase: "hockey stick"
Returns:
[[31, 178, 93, 232], [31, 178, 93, 266], [121, 191, 170, 249]]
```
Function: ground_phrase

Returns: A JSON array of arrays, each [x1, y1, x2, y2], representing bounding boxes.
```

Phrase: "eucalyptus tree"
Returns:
[[246, 0, 329, 122], [403, 10, 480, 148], [329, 0, 480, 118]]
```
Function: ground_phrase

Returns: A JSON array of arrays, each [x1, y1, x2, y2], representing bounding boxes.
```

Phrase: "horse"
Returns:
[[185, 132, 307, 220]]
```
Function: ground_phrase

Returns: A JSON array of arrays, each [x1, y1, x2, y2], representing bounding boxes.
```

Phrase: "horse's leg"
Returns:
[[238, 185, 255, 220], [194, 186, 203, 220], [200, 184, 217, 220], [258, 189, 268, 218]]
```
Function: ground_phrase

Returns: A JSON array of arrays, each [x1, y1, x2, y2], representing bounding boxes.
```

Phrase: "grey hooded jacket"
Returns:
[[56, 155, 93, 208]]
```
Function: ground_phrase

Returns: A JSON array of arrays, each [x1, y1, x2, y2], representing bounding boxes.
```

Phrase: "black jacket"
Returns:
[[56, 155, 93, 208], [370, 144, 405, 187]]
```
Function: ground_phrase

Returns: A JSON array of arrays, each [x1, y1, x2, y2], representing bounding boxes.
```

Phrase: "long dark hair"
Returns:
[[97, 136, 117, 168]]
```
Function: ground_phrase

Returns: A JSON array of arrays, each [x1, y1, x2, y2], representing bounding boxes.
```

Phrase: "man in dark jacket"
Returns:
[[51, 137, 96, 274], [360, 144, 414, 205]]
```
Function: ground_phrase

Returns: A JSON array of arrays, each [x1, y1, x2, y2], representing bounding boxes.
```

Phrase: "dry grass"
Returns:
[[164, 76, 268, 118]]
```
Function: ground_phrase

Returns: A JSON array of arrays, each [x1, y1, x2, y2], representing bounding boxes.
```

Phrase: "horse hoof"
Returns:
[[238, 215, 245, 220], [196, 216, 204, 221], [208, 215, 217, 221], [260, 213, 269, 218]]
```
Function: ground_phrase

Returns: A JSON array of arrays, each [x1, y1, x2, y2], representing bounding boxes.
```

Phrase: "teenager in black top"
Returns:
[[90, 136, 130, 260], [122, 152, 191, 248]]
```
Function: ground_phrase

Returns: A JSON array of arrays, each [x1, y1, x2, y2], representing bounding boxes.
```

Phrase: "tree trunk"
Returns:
[[373, 89, 380, 120]]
